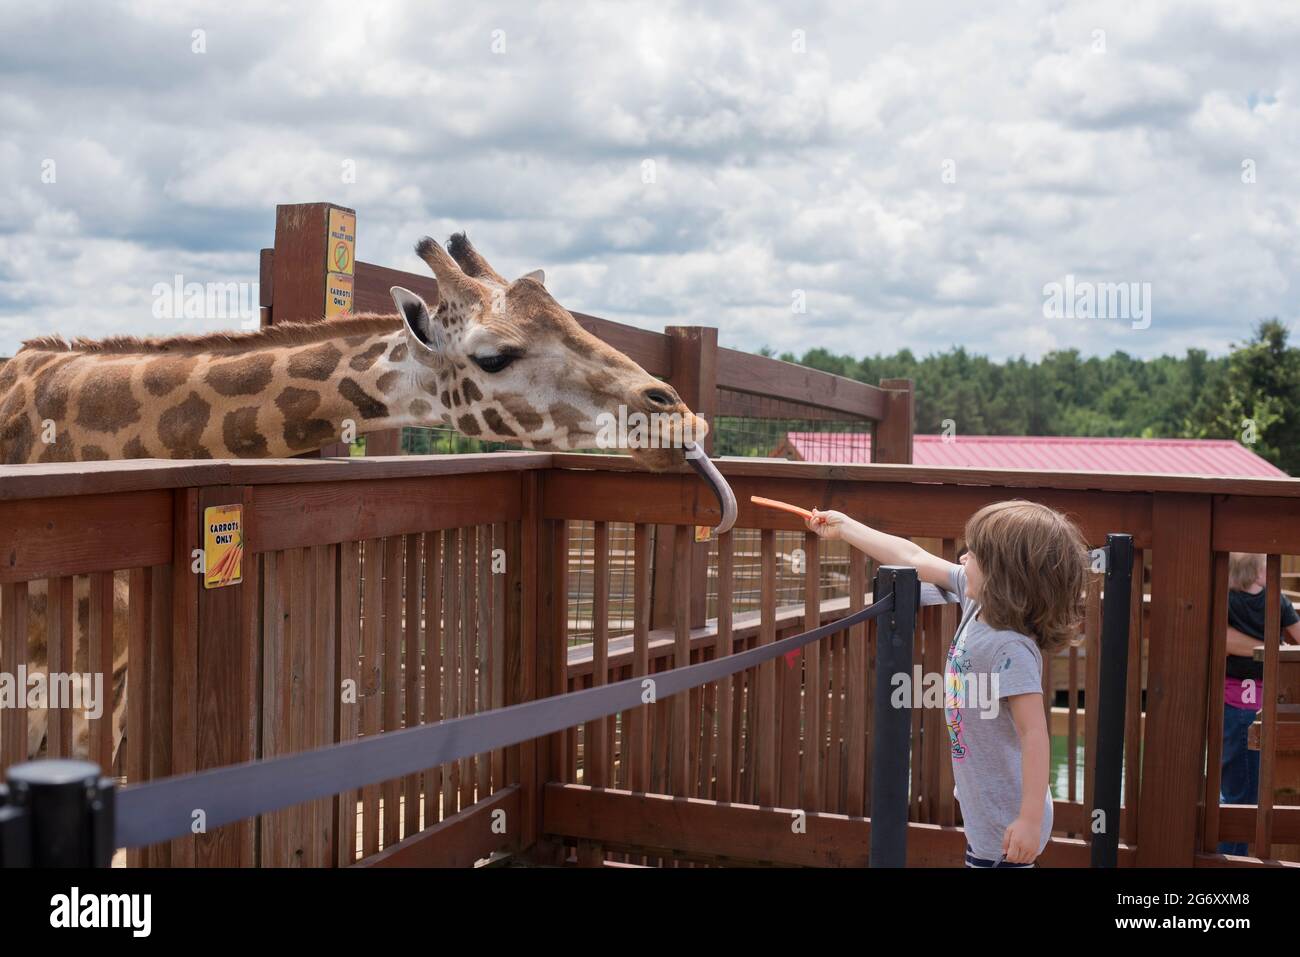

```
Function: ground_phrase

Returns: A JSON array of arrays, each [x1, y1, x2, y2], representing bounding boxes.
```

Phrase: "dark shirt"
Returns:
[[1226, 589, 1298, 682]]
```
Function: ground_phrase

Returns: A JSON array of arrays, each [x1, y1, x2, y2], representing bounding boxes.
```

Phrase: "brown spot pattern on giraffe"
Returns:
[[482, 407, 515, 437], [409, 398, 432, 417], [376, 370, 401, 394], [349, 342, 387, 372], [37, 430, 75, 463], [1, 410, 34, 464], [205, 354, 275, 396], [388, 343, 408, 363], [123, 436, 151, 458], [457, 413, 481, 436], [32, 356, 76, 421], [75, 366, 141, 433], [339, 378, 389, 420], [462, 379, 482, 403], [223, 407, 269, 457], [276, 387, 335, 450], [159, 392, 212, 456], [142, 355, 198, 396], [80, 445, 109, 460], [287, 342, 343, 381]]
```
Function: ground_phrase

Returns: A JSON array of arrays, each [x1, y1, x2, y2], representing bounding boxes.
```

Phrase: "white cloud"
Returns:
[[0, 0, 1297, 363]]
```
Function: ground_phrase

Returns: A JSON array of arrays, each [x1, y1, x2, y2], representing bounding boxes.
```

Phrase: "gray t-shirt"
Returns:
[[943, 564, 1053, 861]]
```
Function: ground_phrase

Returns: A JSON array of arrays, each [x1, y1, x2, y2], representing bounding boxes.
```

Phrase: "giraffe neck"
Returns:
[[1, 322, 456, 463], [180, 328, 447, 459]]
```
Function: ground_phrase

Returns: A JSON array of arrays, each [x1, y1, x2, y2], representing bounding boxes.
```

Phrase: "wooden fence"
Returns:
[[2, 453, 1298, 866]]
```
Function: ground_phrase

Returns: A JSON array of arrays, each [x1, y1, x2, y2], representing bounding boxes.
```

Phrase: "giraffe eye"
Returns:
[[472, 353, 517, 374]]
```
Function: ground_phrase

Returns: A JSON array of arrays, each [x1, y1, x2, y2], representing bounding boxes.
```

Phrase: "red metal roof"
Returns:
[[775, 433, 1287, 477]]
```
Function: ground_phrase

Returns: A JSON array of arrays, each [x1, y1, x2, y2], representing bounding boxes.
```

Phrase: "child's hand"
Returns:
[[1001, 816, 1040, 865], [806, 509, 849, 541]]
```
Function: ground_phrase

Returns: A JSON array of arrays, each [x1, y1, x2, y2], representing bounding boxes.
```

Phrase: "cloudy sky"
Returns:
[[1, 0, 1297, 361]]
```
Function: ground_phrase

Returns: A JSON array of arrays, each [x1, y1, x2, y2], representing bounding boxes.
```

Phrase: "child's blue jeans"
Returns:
[[1218, 702, 1260, 856]]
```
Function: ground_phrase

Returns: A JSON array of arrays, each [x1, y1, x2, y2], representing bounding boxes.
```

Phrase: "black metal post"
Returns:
[[1091, 533, 1134, 867], [869, 565, 918, 867], [0, 759, 115, 867]]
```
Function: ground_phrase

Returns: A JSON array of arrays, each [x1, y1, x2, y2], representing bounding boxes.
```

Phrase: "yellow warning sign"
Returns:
[[695, 525, 712, 543], [327, 208, 356, 275], [325, 207, 356, 318], [204, 504, 244, 589], [325, 272, 354, 318]]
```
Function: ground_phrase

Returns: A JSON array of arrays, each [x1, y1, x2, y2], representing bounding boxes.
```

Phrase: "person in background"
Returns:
[[1219, 552, 1300, 855]]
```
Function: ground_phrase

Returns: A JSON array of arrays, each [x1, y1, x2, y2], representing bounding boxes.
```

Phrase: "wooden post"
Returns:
[[264, 201, 399, 457], [651, 326, 717, 630], [1138, 493, 1213, 865], [873, 378, 914, 464], [193, 486, 260, 867]]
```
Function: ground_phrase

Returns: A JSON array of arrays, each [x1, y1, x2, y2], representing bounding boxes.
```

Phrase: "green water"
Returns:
[[1051, 734, 1135, 801]]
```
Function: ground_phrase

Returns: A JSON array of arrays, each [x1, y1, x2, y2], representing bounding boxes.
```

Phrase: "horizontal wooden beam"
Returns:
[[542, 469, 1153, 546], [716, 348, 886, 421], [542, 784, 1133, 867], [0, 452, 552, 502], [248, 472, 524, 552], [0, 489, 172, 582], [352, 786, 520, 867], [353, 260, 440, 317]]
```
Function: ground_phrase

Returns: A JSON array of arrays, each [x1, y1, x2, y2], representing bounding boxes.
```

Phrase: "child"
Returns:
[[1218, 552, 1300, 856], [807, 499, 1088, 867]]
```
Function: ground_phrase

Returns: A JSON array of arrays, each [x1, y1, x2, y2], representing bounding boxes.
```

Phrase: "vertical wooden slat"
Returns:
[[459, 527, 476, 809], [47, 576, 74, 758], [587, 521, 609, 787], [170, 486, 200, 867], [715, 531, 735, 803], [846, 549, 867, 816], [0, 581, 28, 774], [359, 538, 383, 857], [477, 525, 492, 798], [443, 529, 461, 813], [671, 525, 692, 797], [758, 528, 777, 807], [1255, 553, 1282, 857], [1068, 640, 1080, 809], [423, 530, 443, 828], [148, 563, 174, 867], [87, 571, 114, 772], [629, 524, 653, 793], [309, 543, 337, 867], [1083, 575, 1102, 829], [125, 568, 152, 868], [800, 532, 821, 812], [1138, 493, 1213, 866], [404, 532, 422, 835], [1123, 548, 1144, 849], [381, 535, 403, 846], [492, 521, 507, 792], [829, 602, 846, 813], [335, 539, 361, 866]]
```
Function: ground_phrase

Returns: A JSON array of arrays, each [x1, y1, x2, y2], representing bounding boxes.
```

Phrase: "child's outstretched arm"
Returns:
[[805, 510, 957, 590]]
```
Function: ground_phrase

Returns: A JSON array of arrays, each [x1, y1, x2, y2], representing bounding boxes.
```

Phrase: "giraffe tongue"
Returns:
[[683, 440, 737, 538]]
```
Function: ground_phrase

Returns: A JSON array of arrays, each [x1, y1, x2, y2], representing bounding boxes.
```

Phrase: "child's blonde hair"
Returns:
[[963, 500, 1089, 654], [1228, 552, 1265, 591]]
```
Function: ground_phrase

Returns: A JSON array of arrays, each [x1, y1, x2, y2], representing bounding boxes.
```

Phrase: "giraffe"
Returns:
[[0, 232, 712, 770]]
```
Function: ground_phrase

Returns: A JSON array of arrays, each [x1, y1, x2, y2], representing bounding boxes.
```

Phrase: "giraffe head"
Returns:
[[390, 233, 707, 471]]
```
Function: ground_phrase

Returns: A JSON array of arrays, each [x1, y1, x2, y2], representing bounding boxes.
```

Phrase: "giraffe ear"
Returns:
[[391, 286, 444, 355], [520, 269, 545, 286]]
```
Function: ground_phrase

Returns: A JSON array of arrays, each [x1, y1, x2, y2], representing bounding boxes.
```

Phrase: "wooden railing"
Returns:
[[2, 453, 1298, 866]]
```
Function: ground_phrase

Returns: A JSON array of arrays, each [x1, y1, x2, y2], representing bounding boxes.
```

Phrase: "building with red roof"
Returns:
[[772, 432, 1286, 477]]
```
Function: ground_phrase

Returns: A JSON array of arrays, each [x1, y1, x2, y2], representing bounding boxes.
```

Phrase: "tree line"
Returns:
[[763, 319, 1300, 475]]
